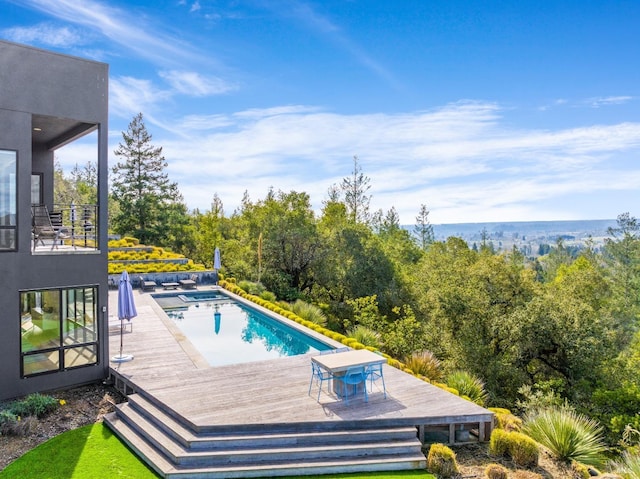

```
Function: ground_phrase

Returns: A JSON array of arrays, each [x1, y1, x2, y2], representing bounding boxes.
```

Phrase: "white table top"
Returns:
[[311, 349, 387, 373]]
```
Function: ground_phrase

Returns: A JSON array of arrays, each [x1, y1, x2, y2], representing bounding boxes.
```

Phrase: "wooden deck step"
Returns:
[[105, 394, 427, 478], [127, 393, 420, 449], [106, 412, 426, 479]]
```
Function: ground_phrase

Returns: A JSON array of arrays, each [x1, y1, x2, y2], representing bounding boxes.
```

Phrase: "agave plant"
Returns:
[[445, 370, 489, 406], [346, 325, 382, 349], [523, 407, 607, 467], [403, 350, 443, 381]]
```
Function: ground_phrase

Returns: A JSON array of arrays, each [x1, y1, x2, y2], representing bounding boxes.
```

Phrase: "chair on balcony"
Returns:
[[32, 205, 68, 250]]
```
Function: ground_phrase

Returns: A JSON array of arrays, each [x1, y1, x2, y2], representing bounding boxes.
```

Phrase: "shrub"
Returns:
[[523, 407, 607, 467], [9, 393, 59, 418], [509, 431, 539, 467], [259, 291, 276, 302], [490, 429, 539, 467], [288, 300, 327, 326], [238, 280, 266, 295], [610, 449, 640, 478], [9, 415, 38, 436], [490, 428, 511, 457], [427, 443, 459, 478], [571, 461, 592, 479], [403, 350, 443, 381], [490, 407, 523, 432], [446, 370, 488, 406], [484, 463, 509, 479], [346, 325, 382, 349], [0, 410, 18, 435]]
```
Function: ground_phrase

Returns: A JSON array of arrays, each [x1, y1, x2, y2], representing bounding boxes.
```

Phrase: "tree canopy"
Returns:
[[111, 113, 186, 245]]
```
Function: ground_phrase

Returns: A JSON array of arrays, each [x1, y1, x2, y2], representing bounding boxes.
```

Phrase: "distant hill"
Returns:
[[404, 219, 619, 257], [429, 219, 617, 242]]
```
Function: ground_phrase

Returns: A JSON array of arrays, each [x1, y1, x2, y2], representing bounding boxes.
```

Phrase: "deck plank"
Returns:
[[109, 289, 493, 433]]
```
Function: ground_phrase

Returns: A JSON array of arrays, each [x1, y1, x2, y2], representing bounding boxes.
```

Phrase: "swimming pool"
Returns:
[[152, 290, 332, 367]]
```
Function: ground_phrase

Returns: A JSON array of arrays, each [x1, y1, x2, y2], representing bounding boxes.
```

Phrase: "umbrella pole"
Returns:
[[119, 319, 124, 357], [111, 319, 134, 362]]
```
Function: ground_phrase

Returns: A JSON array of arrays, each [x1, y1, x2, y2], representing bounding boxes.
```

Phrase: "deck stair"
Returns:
[[104, 392, 427, 478]]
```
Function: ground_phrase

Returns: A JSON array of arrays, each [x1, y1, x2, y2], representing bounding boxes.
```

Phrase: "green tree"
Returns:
[[260, 190, 320, 299], [191, 193, 226, 266], [604, 212, 640, 322], [111, 113, 185, 246], [411, 237, 538, 401], [414, 203, 435, 250], [341, 155, 371, 224], [53, 160, 97, 206]]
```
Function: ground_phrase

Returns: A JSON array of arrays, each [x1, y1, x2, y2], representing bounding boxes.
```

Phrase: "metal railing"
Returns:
[[31, 203, 99, 252]]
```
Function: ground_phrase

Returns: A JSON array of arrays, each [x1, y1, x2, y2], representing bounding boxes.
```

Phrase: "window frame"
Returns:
[[20, 286, 100, 378], [0, 149, 17, 251]]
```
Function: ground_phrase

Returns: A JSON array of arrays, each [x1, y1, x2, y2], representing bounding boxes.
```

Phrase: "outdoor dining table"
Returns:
[[311, 349, 387, 398]]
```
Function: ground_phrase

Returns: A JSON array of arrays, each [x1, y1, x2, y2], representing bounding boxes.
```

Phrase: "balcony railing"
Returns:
[[31, 203, 98, 253]]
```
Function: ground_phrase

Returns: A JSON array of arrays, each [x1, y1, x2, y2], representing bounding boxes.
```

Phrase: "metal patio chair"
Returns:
[[32, 205, 68, 250], [365, 362, 387, 398], [336, 366, 368, 404], [309, 362, 334, 401]]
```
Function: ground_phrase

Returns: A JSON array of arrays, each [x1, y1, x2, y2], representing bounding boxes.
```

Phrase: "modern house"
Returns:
[[0, 40, 109, 401]]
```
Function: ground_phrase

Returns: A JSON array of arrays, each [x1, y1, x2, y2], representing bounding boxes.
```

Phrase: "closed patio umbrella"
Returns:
[[214, 247, 221, 270], [111, 270, 137, 362], [213, 247, 221, 285]]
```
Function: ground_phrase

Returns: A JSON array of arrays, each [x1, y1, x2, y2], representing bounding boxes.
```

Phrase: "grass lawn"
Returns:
[[0, 423, 435, 479]]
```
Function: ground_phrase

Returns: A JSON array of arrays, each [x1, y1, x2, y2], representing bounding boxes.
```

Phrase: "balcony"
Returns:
[[31, 203, 98, 254]]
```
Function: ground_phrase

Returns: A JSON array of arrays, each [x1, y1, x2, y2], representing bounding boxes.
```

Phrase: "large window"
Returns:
[[0, 149, 17, 251], [20, 287, 99, 377]]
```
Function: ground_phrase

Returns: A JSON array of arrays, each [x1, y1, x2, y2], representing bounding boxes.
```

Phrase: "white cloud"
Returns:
[[17, 0, 218, 67], [137, 101, 640, 224], [158, 70, 236, 96], [588, 96, 634, 108], [109, 76, 172, 119], [2, 23, 83, 47]]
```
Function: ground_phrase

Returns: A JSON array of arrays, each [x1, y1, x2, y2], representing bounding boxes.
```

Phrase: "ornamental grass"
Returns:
[[523, 406, 607, 467]]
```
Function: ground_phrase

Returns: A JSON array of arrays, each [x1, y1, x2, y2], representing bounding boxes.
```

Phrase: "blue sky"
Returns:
[[2, 0, 640, 224]]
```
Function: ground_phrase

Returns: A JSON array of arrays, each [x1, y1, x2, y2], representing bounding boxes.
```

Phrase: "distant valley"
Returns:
[[416, 219, 618, 257]]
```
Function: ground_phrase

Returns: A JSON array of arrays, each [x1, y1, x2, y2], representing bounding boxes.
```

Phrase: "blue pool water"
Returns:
[[152, 290, 331, 366]]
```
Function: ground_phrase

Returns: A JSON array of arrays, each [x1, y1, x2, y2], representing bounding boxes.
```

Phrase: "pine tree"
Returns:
[[414, 203, 434, 249], [341, 155, 371, 224], [111, 113, 183, 245]]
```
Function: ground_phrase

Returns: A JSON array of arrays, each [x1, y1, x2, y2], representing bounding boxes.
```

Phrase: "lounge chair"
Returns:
[[138, 276, 157, 292], [32, 205, 68, 250], [179, 274, 197, 289]]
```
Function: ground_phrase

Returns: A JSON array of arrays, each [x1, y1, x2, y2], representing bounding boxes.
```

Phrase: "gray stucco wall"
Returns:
[[0, 41, 109, 400]]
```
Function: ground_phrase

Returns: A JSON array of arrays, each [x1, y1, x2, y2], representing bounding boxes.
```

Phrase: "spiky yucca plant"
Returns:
[[611, 450, 640, 479], [403, 350, 443, 381], [523, 407, 607, 467], [346, 325, 382, 349], [288, 300, 327, 326], [446, 370, 488, 406]]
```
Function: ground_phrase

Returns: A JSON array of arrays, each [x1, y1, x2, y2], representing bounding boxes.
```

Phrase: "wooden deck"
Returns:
[[108, 288, 494, 440]]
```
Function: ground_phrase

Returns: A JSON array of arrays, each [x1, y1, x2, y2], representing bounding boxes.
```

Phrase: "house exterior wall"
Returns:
[[0, 40, 109, 401]]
